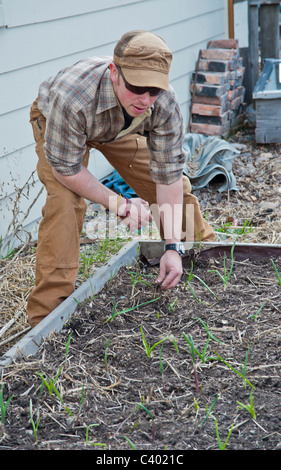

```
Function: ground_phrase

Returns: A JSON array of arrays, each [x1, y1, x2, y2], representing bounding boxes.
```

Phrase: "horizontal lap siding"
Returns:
[[0, 0, 227, 247]]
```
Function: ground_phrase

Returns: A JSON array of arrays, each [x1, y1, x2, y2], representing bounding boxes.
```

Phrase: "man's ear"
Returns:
[[109, 62, 118, 84]]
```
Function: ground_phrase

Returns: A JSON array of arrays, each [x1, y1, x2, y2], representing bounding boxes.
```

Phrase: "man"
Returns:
[[27, 30, 215, 328]]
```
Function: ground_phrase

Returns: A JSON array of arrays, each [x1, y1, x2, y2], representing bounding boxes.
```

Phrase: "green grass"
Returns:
[[79, 238, 126, 278]]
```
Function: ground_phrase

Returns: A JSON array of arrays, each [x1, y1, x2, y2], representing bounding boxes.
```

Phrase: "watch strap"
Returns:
[[164, 243, 185, 255]]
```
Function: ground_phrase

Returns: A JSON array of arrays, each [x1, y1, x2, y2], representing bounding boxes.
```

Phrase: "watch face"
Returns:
[[178, 244, 185, 255]]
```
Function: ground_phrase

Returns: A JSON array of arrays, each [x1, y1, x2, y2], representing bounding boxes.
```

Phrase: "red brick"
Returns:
[[194, 70, 230, 85], [230, 95, 243, 110], [193, 92, 230, 107], [198, 59, 230, 72], [201, 48, 239, 61], [190, 82, 229, 98], [192, 110, 230, 126], [207, 39, 239, 49], [192, 103, 225, 117], [190, 121, 230, 137]]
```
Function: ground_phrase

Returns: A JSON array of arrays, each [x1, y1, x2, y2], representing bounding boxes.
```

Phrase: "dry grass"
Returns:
[[0, 245, 35, 352]]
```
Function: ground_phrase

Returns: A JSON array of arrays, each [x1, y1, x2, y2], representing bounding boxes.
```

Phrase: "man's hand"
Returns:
[[156, 250, 183, 290], [118, 197, 152, 232], [154, 178, 184, 290], [51, 167, 152, 233]]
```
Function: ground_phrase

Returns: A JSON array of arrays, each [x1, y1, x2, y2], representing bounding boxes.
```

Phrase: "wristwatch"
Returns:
[[164, 243, 185, 256]]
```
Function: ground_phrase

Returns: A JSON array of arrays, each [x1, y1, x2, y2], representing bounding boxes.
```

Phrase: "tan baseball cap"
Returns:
[[113, 30, 172, 91]]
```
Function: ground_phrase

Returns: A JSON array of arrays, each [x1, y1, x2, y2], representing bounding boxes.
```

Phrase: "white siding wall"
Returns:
[[0, 0, 227, 251]]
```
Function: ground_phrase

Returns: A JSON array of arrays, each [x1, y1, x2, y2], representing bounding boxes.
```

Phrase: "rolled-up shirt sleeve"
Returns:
[[146, 89, 188, 185]]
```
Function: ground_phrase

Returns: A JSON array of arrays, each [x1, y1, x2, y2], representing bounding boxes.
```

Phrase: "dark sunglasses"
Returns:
[[118, 67, 163, 97]]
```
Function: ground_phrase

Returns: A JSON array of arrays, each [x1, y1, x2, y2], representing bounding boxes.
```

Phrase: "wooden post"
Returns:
[[248, 2, 259, 99], [260, 2, 280, 65], [228, 0, 234, 39]]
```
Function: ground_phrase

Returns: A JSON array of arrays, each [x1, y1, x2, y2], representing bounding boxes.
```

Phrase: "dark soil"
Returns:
[[1, 252, 281, 451]]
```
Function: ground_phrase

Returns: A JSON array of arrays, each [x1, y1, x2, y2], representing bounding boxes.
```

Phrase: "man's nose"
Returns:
[[138, 92, 152, 105]]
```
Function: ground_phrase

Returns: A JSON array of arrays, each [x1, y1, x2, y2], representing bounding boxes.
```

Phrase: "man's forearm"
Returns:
[[52, 166, 152, 231], [156, 178, 183, 243], [52, 166, 118, 210]]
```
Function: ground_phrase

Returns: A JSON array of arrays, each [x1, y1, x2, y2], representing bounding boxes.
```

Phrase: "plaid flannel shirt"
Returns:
[[37, 57, 187, 184]]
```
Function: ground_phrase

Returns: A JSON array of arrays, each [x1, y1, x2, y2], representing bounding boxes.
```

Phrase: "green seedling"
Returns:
[[271, 259, 281, 286], [173, 337, 179, 354], [113, 401, 155, 441], [237, 388, 256, 419], [36, 366, 62, 396], [36, 370, 73, 416], [248, 302, 265, 321], [202, 394, 219, 428], [91, 443, 108, 449], [124, 436, 137, 450], [239, 219, 253, 236], [183, 326, 222, 393], [104, 338, 115, 384], [137, 402, 154, 420], [183, 332, 216, 365], [106, 296, 160, 322], [65, 331, 73, 359], [184, 260, 219, 304], [240, 342, 252, 385], [193, 398, 200, 413], [0, 236, 16, 259], [168, 297, 178, 312], [137, 402, 155, 442], [79, 250, 96, 278], [0, 384, 14, 424], [214, 352, 254, 389], [79, 239, 124, 278], [182, 333, 200, 393], [212, 415, 234, 450], [73, 383, 86, 427], [195, 317, 224, 344], [127, 269, 154, 297], [104, 338, 110, 372], [140, 324, 175, 358], [216, 219, 252, 237], [29, 399, 41, 442], [85, 423, 107, 448], [208, 238, 237, 290]]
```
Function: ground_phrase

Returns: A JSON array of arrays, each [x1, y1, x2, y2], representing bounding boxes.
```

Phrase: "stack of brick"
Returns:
[[190, 39, 245, 137]]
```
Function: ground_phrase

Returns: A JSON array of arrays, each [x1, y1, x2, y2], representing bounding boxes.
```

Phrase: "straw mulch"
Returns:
[[0, 246, 35, 353]]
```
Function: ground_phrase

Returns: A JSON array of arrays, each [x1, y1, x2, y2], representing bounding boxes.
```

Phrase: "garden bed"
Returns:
[[1, 240, 281, 451]]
